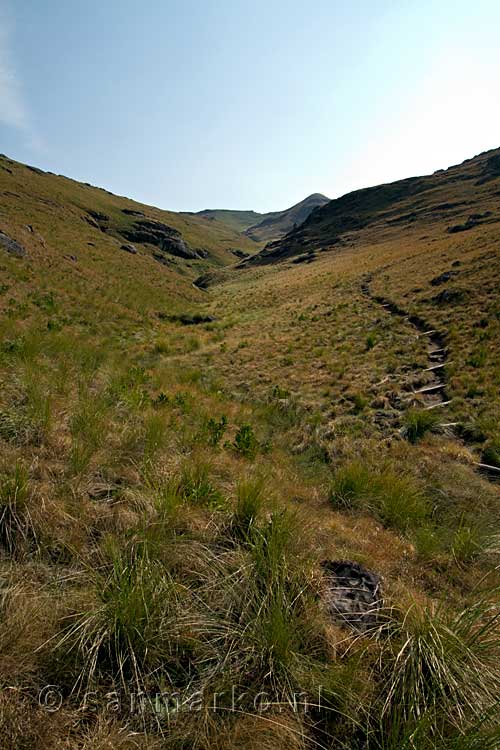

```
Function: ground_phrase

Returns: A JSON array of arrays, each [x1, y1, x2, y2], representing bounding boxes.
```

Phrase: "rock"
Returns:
[[292, 252, 316, 264], [451, 260, 461, 267], [122, 219, 199, 259], [432, 288, 467, 305], [122, 208, 145, 216], [231, 248, 250, 259], [430, 271, 458, 286], [321, 560, 382, 633], [193, 272, 217, 289], [64, 254, 78, 262], [446, 213, 489, 234], [159, 312, 216, 325], [87, 210, 109, 222], [83, 215, 99, 229], [121, 243, 137, 254], [0, 231, 27, 258]]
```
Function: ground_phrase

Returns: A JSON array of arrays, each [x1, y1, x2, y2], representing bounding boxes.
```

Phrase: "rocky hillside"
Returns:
[[248, 148, 500, 264], [187, 193, 329, 243], [0, 154, 257, 271], [243, 192, 330, 242]]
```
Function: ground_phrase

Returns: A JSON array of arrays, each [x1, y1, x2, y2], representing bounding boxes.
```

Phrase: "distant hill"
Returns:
[[186, 209, 264, 233], [244, 193, 330, 242], [247, 149, 500, 264], [186, 193, 330, 243]]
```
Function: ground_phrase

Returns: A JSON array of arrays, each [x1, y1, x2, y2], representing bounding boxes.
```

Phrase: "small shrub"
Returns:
[[205, 415, 227, 447], [366, 332, 377, 350], [231, 424, 259, 458]]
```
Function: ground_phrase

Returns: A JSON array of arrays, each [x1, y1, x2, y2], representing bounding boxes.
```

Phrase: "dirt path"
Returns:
[[361, 274, 500, 482]]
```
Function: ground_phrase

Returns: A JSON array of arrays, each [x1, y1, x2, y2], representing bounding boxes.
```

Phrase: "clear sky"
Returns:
[[1, 0, 499, 212]]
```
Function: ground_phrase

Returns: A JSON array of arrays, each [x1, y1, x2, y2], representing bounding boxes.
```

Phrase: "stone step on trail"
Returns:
[[424, 400, 452, 410], [413, 383, 446, 394]]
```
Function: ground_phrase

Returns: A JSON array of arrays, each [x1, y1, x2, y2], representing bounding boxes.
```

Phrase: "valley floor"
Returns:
[[1, 185, 499, 748]]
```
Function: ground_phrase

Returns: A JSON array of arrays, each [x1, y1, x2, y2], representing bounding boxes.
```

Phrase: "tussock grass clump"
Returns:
[[0, 463, 33, 555], [229, 476, 266, 542], [54, 542, 187, 692], [376, 597, 500, 745], [482, 438, 500, 467], [329, 461, 430, 533], [179, 458, 224, 508], [402, 408, 440, 443]]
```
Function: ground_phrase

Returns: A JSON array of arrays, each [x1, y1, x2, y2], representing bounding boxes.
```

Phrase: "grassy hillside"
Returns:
[[244, 193, 330, 242], [0, 154, 258, 269], [0, 150, 499, 750]]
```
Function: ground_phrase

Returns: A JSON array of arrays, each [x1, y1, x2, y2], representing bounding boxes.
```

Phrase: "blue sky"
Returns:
[[1, 0, 499, 212]]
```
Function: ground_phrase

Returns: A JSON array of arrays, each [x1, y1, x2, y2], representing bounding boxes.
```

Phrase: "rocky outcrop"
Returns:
[[122, 208, 145, 217], [159, 312, 216, 325], [430, 271, 458, 286], [321, 560, 382, 633], [0, 231, 27, 258], [87, 210, 109, 222], [121, 219, 200, 260], [84, 210, 109, 232]]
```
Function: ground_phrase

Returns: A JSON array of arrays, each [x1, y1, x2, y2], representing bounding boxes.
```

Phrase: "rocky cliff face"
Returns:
[[121, 219, 202, 260]]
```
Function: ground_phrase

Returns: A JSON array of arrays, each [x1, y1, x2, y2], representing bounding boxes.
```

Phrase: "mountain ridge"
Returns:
[[247, 148, 500, 265], [185, 192, 329, 243]]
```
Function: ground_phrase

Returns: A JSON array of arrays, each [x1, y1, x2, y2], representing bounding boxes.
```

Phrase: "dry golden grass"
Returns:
[[0, 150, 498, 749]]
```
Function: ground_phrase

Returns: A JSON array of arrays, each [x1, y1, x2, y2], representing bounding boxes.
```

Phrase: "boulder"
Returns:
[[121, 243, 137, 254], [321, 559, 382, 633], [0, 231, 27, 258]]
